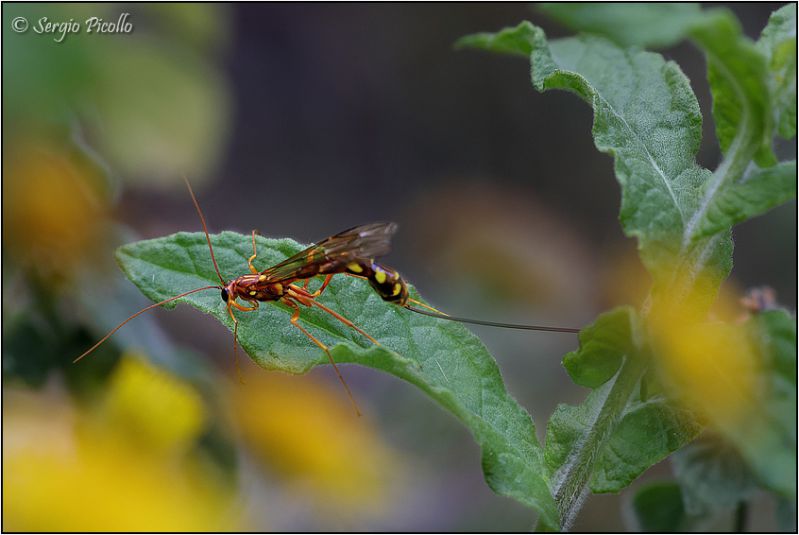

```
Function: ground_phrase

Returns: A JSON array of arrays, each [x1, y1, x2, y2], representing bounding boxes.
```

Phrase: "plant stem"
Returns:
[[734, 500, 748, 532], [548, 356, 647, 531]]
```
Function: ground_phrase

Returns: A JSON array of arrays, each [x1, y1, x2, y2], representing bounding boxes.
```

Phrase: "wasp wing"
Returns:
[[260, 222, 398, 282]]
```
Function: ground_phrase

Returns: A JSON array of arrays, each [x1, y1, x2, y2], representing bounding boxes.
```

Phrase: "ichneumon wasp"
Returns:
[[75, 178, 579, 415]]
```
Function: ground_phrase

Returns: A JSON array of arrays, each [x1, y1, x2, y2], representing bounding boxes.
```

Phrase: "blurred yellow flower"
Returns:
[[3, 354, 242, 531], [228, 367, 398, 515], [3, 140, 109, 281], [98, 354, 207, 455], [648, 283, 761, 432]]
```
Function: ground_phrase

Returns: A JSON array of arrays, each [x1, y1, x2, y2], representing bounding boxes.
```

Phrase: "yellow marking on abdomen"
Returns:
[[374, 270, 387, 284], [347, 262, 363, 273], [259, 275, 267, 282], [392, 283, 402, 296], [249, 290, 257, 296]]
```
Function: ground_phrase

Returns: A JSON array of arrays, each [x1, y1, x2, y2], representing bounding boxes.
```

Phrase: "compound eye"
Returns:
[[221, 288, 229, 302]]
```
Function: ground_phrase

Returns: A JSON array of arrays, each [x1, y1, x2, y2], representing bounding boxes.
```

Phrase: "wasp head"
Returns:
[[221, 281, 237, 303]]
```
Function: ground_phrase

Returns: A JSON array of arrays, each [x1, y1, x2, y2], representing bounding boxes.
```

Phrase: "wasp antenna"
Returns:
[[183, 175, 225, 286], [404, 305, 581, 333], [73, 285, 220, 363]]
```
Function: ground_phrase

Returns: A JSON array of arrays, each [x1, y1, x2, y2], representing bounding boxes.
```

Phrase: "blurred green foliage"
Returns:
[[3, 3, 230, 185]]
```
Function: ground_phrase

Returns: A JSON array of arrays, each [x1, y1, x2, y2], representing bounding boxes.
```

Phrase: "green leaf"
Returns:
[[538, 3, 704, 48], [691, 9, 776, 168], [757, 4, 797, 140], [546, 5, 796, 267], [734, 310, 797, 497], [755, 309, 797, 384], [461, 23, 728, 297], [693, 160, 797, 239], [589, 397, 700, 493], [115, 231, 560, 529], [629, 482, 689, 532], [537, 4, 780, 167], [563, 307, 634, 388], [461, 18, 796, 311], [455, 21, 535, 57], [671, 432, 756, 515], [462, 13, 796, 304]]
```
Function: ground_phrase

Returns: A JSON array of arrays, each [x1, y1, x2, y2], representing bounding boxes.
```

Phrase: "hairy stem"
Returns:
[[547, 356, 647, 531], [682, 49, 754, 248], [670, 38, 761, 306]]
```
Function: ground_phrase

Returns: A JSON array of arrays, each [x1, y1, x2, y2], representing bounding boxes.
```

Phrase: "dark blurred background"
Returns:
[[4, 3, 794, 531]]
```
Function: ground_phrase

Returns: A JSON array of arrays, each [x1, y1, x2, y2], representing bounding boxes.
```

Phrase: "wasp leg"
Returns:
[[282, 297, 361, 416], [302, 273, 334, 296], [248, 230, 260, 274], [287, 286, 380, 346], [227, 299, 259, 384], [310, 274, 334, 297]]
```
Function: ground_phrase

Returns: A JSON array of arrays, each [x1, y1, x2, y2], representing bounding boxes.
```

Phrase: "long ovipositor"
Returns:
[[342, 258, 579, 333]]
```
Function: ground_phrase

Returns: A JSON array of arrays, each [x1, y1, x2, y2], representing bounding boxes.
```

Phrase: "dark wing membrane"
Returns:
[[316, 222, 397, 258], [260, 222, 398, 282]]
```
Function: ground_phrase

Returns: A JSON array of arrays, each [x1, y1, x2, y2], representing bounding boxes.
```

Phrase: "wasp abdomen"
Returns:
[[346, 260, 408, 305]]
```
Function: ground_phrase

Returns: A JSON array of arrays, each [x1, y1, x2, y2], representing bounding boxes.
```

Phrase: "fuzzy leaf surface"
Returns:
[[461, 22, 731, 299], [547, 388, 700, 494], [115, 231, 559, 529], [538, 2, 704, 48], [671, 432, 756, 515], [629, 482, 690, 532], [693, 160, 797, 239], [757, 3, 797, 140], [588, 396, 700, 493], [563, 307, 633, 388], [531, 4, 797, 248], [691, 9, 776, 168], [737, 310, 797, 497], [539, 4, 779, 166]]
